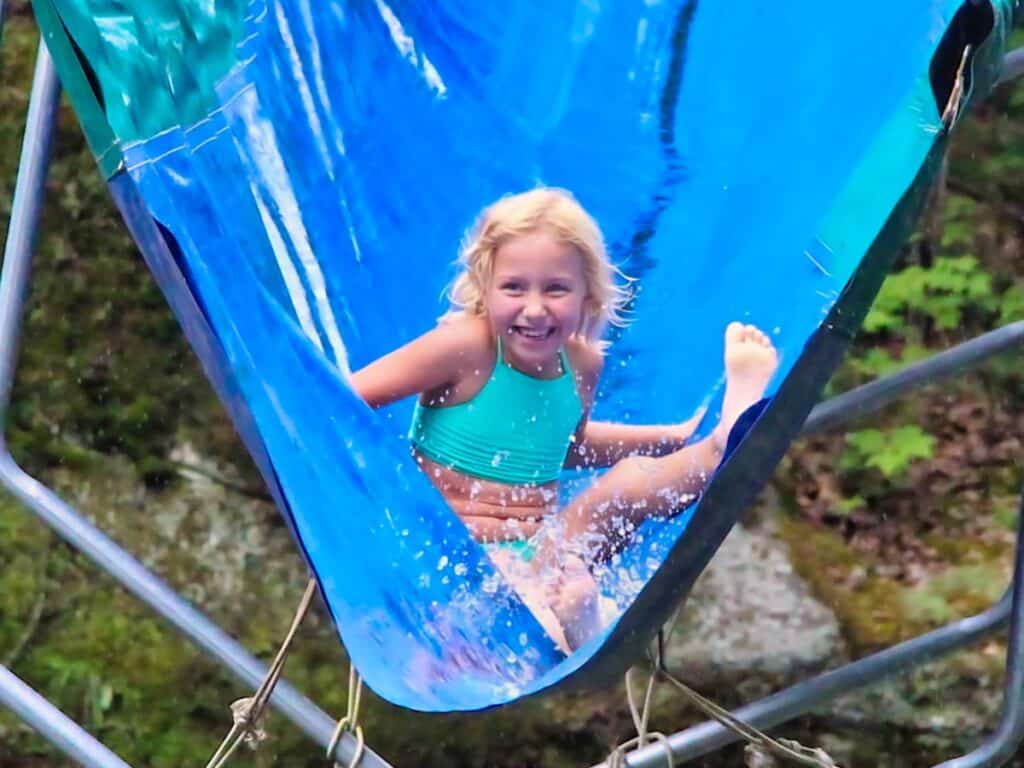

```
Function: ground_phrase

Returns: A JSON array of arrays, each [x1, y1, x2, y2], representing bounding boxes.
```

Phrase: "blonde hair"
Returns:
[[446, 187, 632, 343]]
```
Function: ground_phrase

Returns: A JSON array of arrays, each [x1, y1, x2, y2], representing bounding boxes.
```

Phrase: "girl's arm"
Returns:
[[562, 340, 705, 469], [564, 415, 704, 469], [349, 320, 481, 409]]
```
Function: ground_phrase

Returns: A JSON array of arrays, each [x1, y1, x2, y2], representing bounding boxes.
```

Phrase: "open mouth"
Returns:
[[511, 326, 556, 341]]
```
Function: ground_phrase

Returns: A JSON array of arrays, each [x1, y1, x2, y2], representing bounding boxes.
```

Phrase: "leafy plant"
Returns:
[[835, 495, 867, 517], [863, 255, 996, 333], [847, 343, 932, 379], [841, 425, 936, 479], [998, 281, 1024, 323]]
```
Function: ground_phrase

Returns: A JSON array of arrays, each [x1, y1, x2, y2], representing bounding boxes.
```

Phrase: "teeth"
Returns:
[[516, 328, 550, 339]]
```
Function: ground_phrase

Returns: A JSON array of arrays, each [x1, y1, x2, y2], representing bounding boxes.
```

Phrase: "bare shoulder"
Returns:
[[433, 314, 495, 368], [565, 336, 605, 378], [349, 313, 494, 409], [419, 314, 496, 405]]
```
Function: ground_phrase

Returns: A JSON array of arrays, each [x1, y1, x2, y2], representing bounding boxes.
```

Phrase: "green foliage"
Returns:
[[847, 343, 931, 379], [834, 495, 866, 517], [863, 255, 996, 332], [998, 281, 1024, 323], [841, 425, 936, 479], [0, 18, 247, 485], [992, 500, 1020, 533], [902, 563, 1006, 625], [938, 194, 977, 248], [0, 493, 238, 768]]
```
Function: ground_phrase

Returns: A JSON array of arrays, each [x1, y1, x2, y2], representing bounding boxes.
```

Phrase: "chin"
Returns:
[[508, 338, 559, 363]]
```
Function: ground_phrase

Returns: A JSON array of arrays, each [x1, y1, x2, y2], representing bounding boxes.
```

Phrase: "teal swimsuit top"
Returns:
[[409, 338, 583, 485]]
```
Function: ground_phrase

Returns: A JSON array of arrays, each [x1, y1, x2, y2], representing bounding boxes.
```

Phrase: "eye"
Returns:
[[500, 281, 525, 294], [546, 283, 570, 295]]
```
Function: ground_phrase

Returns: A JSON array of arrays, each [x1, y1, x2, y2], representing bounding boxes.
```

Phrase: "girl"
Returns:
[[351, 188, 778, 651]]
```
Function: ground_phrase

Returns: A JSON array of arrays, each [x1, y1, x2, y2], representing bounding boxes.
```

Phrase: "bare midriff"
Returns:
[[413, 451, 558, 541]]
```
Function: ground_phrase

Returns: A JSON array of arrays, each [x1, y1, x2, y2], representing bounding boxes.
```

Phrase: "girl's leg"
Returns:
[[540, 323, 779, 647], [561, 322, 778, 561], [487, 547, 572, 652]]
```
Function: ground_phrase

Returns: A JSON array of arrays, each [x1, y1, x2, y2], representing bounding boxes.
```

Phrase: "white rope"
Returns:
[[941, 42, 974, 129], [606, 666, 674, 768], [604, 616, 840, 768], [656, 667, 838, 768], [204, 578, 318, 768], [326, 665, 365, 768]]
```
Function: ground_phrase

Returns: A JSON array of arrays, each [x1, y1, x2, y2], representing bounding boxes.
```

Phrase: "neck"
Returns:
[[499, 339, 563, 379]]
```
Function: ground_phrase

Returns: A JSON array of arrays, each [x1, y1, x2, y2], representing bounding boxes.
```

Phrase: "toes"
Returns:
[[726, 323, 778, 353], [739, 324, 773, 349]]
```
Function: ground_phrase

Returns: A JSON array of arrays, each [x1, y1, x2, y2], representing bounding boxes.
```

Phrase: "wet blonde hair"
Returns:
[[446, 187, 632, 343]]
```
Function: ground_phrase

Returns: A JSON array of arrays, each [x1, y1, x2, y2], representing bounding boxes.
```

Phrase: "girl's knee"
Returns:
[[607, 454, 659, 481], [598, 455, 667, 507]]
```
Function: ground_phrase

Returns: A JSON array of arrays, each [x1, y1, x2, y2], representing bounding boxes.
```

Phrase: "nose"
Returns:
[[522, 292, 546, 319]]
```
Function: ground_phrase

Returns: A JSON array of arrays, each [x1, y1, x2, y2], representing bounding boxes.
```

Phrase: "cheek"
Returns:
[[554, 297, 587, 324], [485, 294, 516, 321]]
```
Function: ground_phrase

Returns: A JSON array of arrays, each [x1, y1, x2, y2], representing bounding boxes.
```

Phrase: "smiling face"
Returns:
[[484, 229, 588, 376]]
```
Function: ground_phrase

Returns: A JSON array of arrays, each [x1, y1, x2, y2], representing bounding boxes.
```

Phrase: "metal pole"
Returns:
[[933, 488, 1024, 768], [998, 46, 1024, 86], [801, 321, 1024, 436], [0, 666, 134, 768], [0, 45, 390, 768], [0, 45, 58, 406]]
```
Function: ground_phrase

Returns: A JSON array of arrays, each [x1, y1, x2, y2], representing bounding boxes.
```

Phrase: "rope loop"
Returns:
[[203, 578, 318, 768], [607, 732, 674, 768], [228, 696, 267, 747], [326, 666, 366, 768], [327, 717, 365, 768], [604, 622, 841, 768]]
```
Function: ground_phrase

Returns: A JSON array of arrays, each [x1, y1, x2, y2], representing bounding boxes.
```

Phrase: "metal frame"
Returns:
[[0, 666, 133, 768], [998, 45, 1024, 84], [1, 10, 1023, 768], [0, 43, 391, 768]]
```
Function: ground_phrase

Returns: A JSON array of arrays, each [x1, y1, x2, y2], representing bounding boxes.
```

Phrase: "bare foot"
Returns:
[[547, 557, 602, 651], [712, 323, 779, 450], [488, 548, 574, 652]]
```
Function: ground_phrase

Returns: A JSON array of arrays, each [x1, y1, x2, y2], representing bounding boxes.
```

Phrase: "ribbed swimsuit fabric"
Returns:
[[409, 337, 583, 485]]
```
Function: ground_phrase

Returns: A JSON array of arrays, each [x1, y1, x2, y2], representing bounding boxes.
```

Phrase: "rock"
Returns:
[[662, 522, 846, 700]]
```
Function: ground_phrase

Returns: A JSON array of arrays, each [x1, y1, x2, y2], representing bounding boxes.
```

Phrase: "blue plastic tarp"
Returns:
[[83, 0, 1015, 710]]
